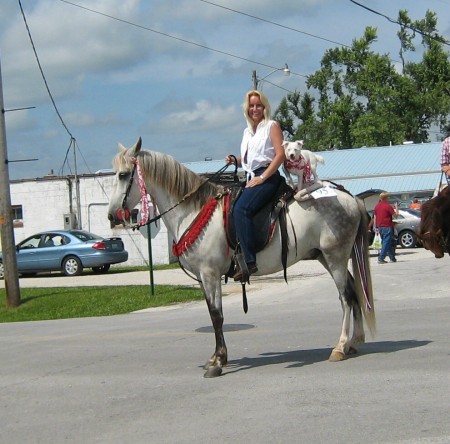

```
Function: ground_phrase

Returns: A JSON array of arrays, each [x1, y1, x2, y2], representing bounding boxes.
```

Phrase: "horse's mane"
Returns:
[[113, 148, 221, 209]]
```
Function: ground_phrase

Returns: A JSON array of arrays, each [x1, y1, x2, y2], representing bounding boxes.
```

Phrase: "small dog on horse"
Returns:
[[282, 140, 325, 190]]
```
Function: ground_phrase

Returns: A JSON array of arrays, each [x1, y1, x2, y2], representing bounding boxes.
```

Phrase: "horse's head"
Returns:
[[418, 229, 445, 258], [108, 137, 143, 227], [418, 189, 450, 258]]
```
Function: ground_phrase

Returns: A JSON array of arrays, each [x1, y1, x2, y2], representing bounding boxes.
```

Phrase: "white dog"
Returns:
[[282, 140, 325, 190]]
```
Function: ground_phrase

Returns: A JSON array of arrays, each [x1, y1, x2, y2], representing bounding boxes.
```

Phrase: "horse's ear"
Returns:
[[135, 137, 142, 153], [128, 137, 142, 157], [118, 142, 127, 153]]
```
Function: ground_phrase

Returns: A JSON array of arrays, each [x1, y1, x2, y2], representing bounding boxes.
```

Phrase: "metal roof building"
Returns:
[[185, 142, 443, 197]]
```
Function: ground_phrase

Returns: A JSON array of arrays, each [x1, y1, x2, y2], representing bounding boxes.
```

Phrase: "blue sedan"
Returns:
[[0, 230, 128, 278]]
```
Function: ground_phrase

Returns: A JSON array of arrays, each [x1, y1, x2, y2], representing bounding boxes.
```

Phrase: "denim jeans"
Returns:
[[233, 169, 280, 264], [378, 226, 395, 261]]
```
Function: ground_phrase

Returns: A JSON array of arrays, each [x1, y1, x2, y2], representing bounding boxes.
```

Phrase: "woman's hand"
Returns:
[[225, 155, 234, 165], [246, 175, 265, 188], [225, 154, 241, 167]]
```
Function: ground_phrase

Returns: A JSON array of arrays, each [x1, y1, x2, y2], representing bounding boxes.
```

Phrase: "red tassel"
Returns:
[[172, 198, 219, 257]]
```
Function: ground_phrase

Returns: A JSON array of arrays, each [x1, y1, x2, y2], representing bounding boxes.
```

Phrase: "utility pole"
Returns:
[[252, 65, 290, 91], [0, 55, 21, 307], [72, 137, 82, 229]]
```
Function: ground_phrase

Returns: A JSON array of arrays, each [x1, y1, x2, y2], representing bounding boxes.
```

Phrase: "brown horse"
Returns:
[[418, 186, 450, 258]]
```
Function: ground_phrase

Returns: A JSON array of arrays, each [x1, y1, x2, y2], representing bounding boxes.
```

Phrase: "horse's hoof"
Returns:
[[329, 350, 346, 362], [204, 366, 223, 378]]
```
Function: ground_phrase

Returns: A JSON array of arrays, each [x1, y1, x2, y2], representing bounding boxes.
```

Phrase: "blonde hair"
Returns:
[[242, 90, 271, 127], [380, 192, 390, 201]]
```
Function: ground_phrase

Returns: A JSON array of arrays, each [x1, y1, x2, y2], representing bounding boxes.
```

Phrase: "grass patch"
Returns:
[[114, 262, 180, 272], [0, 285, 203, 323]]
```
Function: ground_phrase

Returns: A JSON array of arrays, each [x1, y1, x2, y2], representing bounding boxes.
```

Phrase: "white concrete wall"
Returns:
[[9, 174, 174, 267]]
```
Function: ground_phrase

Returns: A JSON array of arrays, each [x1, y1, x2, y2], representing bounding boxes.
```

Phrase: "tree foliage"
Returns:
[[273, 10, 450, 151]]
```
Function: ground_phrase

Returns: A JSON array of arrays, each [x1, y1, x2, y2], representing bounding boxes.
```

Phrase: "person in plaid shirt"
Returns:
[[440, 136, 450, 176]]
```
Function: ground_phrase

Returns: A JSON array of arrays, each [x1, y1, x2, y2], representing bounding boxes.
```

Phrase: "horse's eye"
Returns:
[[118, 172, 130, 180]]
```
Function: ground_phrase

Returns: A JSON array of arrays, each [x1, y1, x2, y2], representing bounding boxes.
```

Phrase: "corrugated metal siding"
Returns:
[[184, 142, 444, 195], [317, 143, 442, 178], [330, 174, 441, 196]]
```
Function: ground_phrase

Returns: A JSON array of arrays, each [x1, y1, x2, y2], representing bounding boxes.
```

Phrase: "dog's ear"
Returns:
[[296, 140, 304, 148], [282, 141, 288, 148]]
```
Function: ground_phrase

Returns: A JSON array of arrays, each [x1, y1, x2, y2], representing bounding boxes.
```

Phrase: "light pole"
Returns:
[[252, 64, 290, 90]]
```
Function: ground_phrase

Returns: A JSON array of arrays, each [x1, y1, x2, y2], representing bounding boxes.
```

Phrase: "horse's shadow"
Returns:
[[217, 339, 431, 376]]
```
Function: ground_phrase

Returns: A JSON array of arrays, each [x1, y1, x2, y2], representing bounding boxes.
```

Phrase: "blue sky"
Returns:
[[1, 0, 449, 180]]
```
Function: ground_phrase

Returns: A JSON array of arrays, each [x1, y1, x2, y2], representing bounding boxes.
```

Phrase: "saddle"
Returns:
[[223, 175, 294, 285]]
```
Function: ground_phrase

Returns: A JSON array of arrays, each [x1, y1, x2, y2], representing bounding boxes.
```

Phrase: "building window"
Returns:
[[12, 205, 23, 220], [12, 205, 23, 228]]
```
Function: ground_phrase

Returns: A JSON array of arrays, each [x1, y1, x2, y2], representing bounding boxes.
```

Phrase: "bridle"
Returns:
[[121, 160, 137, 211], [119, 154, 237, 229]]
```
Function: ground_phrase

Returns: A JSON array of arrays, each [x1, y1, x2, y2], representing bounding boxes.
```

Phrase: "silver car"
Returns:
[[367, 209, 421, 248], [0, 230, 128, 279], [393, 208, 421, 248]]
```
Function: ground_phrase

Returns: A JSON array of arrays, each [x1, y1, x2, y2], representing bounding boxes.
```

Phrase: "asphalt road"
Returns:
[[1, 248, 449, 444]]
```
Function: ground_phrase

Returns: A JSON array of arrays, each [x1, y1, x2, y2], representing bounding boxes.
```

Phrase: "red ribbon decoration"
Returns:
[[172, 197, 219, 257]]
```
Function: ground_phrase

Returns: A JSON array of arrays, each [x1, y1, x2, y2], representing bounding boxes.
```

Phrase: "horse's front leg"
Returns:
[[200, 273, 227, 378]]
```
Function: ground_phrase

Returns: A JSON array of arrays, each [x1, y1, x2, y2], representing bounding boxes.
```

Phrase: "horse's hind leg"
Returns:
[[200, 274, 227, 378], [318, 255, 356, 361], [333, 273, 367, 359], [348, 293, 365, 354]]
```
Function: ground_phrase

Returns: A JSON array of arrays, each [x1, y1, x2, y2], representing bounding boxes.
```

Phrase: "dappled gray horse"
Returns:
[[108, 138, 375, 378]]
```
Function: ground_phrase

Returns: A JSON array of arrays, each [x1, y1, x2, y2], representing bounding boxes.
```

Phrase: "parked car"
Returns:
[[393, 208, 421, 248], [368, 209, 421, 248], [0, 230, 128, 279]]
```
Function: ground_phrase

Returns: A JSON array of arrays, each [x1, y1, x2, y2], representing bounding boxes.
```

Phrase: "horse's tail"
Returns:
[[351, 199, 376, 336]]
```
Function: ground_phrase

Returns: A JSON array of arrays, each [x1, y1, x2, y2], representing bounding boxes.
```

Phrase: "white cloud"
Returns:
[[151, 100, 238, 133], [0, 0, 448, 179]]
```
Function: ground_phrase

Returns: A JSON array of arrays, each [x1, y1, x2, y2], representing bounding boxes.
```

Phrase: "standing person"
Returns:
[[373, 192, 399, 264], [440, 135, 450, 177], [409, 198, 421, 210], [225, 90, 286, 281]]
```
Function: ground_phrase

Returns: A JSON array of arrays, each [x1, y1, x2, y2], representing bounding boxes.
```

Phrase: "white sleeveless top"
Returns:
[[240, 120, 276, 179]]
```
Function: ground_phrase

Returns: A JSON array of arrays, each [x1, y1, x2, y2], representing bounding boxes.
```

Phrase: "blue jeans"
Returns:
[[233, 169, 281, 264], [379, 226, 395, 261]]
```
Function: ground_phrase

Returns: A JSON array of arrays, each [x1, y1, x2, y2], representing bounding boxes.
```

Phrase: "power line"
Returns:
[[17, 0, 74, 138], [199, 0, 352, 49], [58, 0, 307, 78], [349, 0, 450, 46]]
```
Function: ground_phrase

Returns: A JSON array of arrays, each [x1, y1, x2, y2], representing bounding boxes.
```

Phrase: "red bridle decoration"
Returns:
[[121, 157, 158, 226]]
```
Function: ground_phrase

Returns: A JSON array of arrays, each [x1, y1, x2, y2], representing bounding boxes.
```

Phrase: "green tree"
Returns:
[[274, 10, 450, 150]]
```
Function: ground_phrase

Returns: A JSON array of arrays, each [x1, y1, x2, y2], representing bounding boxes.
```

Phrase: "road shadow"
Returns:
[[218, 339, 431, 375], [196, 324, 255, 333]]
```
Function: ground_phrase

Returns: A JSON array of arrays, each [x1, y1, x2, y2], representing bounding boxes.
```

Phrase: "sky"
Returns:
[[1, 0, 449, 180]]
